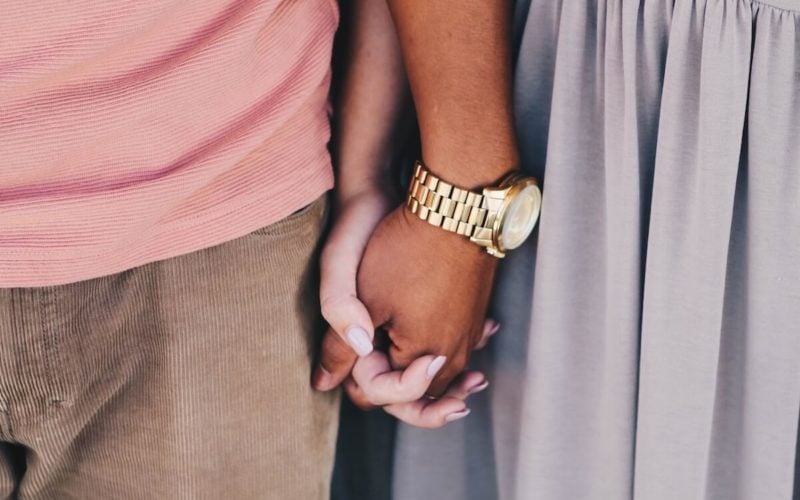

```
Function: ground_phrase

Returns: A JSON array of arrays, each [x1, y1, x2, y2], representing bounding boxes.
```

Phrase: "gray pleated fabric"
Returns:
[[391, 1, 800, 499]]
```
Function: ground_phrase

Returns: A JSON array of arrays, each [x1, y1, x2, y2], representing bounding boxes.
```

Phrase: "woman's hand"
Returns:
[[340, 319, 498, 428], [314, 186, 391, 384]]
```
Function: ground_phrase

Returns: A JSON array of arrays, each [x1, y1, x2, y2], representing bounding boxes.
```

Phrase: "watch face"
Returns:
[[499, 183, 541, 250]]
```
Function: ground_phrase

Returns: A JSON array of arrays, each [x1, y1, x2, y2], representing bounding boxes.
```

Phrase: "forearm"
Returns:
[[332, 0, 407, 204], [387, 0, 518, 189]]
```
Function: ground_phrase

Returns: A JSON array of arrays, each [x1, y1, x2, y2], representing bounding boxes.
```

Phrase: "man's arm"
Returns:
[[318, 0, 518, 399], [388, 0, 519, 188], [316, 0, 495, 427], [348, 0, 518, 396]]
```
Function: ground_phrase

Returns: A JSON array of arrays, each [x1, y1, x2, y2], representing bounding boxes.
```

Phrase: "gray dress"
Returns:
[[391, 0, 800, 499]]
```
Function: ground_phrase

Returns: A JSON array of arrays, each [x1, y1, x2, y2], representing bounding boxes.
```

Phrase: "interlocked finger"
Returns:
[[351, 350, 446, 406]]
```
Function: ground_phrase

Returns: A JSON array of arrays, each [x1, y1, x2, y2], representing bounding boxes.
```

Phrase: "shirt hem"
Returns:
[[0, 169, 333, 288]]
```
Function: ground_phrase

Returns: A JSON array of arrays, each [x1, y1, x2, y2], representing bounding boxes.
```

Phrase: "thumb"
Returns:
[[320, 293, 375, 357], [315, 288, 376, 392], [315, 193, 387, 390], [319, 191, 387, 350]]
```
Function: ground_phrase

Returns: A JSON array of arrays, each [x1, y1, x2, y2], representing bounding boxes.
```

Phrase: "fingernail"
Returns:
[[426, 355, 447, 379], [345, 326, 373, 356], [468, 380, 490, 395], [445, 409, 471, 423], [488, 321, 501, 336], [312, 366, 333, 391]]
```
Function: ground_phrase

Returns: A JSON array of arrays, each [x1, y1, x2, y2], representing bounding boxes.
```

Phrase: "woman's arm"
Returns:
[[316, 0, 484, 428], [330, 0, 408, 203]]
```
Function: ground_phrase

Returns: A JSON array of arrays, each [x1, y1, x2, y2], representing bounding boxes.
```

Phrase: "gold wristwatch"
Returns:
[[406, 161, 542, 258]]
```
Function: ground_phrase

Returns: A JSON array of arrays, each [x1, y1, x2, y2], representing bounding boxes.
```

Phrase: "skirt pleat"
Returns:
[[390, 1, 800, 499]]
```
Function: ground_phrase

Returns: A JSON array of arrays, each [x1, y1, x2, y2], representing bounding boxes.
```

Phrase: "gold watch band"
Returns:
[[406, 161, 496, 246]]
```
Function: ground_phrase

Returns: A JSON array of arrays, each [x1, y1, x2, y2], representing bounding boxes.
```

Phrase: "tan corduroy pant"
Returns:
[[0, 196, 339, 499]]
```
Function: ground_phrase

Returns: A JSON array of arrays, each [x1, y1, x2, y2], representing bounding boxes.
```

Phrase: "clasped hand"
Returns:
[[312, 186, 499, 428]]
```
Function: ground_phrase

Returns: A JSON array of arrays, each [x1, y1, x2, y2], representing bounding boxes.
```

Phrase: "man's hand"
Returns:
[[313, 189, 498, 427], [356, 204, 497, 396]]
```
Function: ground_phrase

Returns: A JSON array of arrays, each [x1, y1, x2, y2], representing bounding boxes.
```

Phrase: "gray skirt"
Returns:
[[392, 1, 800, 499]]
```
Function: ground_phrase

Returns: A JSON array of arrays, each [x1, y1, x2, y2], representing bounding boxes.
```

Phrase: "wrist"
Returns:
[[418, 128, 520, 190], [405, 159, 541, 259], [399, 203, 498, 266], [334, 174, 394, 210]]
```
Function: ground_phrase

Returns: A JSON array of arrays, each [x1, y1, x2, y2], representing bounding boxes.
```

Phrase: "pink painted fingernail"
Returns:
[[488, 321, 501, 336], [445, 409, 471, 423], [468, 380, 490, 395], [426, 356, 447, 379], [345, 326, 373, 356]]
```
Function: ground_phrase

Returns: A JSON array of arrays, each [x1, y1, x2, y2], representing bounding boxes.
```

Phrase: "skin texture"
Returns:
[[357, 206, 497, 396], [316, 0, 519, 404], [313, 0, 491, 427], [387, 0, 520, 189]]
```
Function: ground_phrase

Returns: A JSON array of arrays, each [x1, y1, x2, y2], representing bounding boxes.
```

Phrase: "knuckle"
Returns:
[[406, 382, 428, 401], [394, 378, 425, 402], [319, 293, 354, 322], [452, 351, 470, 370], [360, 386, 380, 405], [387, 347, 414, 371], [350, 395, 376, 411]]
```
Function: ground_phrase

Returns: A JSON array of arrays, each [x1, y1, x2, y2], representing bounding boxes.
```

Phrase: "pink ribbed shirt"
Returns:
[[0, 0, 338, 287]]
